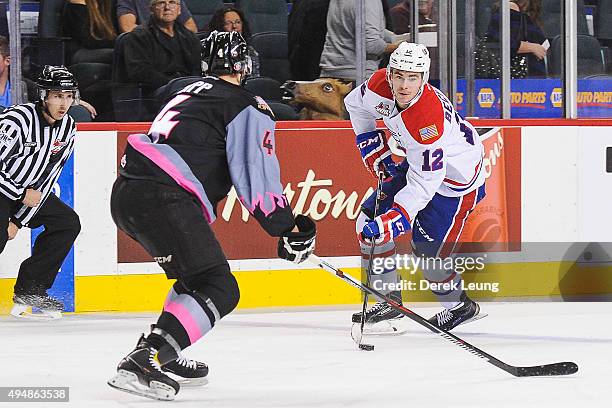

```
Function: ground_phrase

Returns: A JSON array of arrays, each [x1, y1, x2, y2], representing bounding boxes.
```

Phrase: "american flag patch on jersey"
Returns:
[[419, 124, 439, 141]]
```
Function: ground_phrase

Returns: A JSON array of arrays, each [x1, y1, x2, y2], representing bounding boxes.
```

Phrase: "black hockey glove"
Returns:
[[278, 215, 316, 264]]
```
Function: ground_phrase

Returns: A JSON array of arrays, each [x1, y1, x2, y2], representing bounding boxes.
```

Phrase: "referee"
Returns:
[[0, 66, 81, 319]]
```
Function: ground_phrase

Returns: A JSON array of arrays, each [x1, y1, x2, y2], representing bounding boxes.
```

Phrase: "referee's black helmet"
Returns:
[[37, 65, 80, 103]]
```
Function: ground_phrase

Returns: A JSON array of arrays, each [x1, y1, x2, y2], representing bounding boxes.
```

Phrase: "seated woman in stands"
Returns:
[[61, 0, 118, 119], [62, 0, 118, 64], [485, 0, 547, 78]]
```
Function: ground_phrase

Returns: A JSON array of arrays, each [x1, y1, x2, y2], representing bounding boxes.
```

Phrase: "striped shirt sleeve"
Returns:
[[0, 114, 27, 201]]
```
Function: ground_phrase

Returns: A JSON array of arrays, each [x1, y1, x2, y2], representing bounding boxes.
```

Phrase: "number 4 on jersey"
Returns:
[[149, 94, 191, 141], [262, 130, 273, 155]]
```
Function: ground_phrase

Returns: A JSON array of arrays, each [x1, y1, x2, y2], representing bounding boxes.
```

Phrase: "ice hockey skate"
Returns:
[[351, 301, 408, 335], [161, 353, 209, 387], [107, 337, 180, 401], [10, 293, 64, 319], [428, 292, 487, 331]]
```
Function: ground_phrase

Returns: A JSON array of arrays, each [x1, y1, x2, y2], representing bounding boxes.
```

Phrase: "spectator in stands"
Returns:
[[0, 37, 96, 120], [117, 0, 197, 33], [486, 0, 547, 77], [288, 0, 330, 80], [0, 36, 15, 108], [62, 0, 118, 64], [319, 0, 401, 82], [378, 0, 398, 68], [62, 0, 119, 119], [390, 0, 435, 35], [121, 0, 200, 98], [524, 0, 543, 31], [207, 7, 260, 78]]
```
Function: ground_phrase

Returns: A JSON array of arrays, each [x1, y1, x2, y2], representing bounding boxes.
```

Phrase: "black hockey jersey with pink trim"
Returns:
[[119, 76, 295, 237]]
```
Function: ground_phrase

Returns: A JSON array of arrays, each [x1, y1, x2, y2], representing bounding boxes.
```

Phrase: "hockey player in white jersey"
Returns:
[[345, 42, 486, 333]]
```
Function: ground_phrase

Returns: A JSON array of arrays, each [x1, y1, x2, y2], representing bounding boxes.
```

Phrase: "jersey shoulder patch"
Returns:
[[366, 69, 393, 100], [400, 85, 445, 145], [253, 95, 275, 117]]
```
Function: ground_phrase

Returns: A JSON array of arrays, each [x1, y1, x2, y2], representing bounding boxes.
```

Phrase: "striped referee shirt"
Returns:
[[0, 102, 76, 227]]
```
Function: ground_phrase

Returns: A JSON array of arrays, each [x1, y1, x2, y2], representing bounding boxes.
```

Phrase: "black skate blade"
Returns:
[[513, 362, 579, 377], [108, 370, 177, 401]]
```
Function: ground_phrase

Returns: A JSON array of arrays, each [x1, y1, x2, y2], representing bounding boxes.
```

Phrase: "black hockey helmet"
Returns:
[[36, 65, 80, 103], [201, 30, 252, 77]]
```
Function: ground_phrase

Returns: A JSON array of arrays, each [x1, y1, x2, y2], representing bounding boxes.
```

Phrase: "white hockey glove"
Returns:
[[278, 215, 316, 264]]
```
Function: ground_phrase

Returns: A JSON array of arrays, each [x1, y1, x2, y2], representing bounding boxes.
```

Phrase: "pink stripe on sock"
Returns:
[[163, 300, 203, 344]]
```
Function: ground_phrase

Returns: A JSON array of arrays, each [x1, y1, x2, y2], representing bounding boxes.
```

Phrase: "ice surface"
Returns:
[[0, 302, 608, 408]]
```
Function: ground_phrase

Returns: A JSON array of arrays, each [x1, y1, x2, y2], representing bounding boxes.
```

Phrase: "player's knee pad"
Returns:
[[181, 263, 240, 318]]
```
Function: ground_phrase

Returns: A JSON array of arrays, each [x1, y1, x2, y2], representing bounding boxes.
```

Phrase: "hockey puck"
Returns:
[[359, 344, 375, 351]]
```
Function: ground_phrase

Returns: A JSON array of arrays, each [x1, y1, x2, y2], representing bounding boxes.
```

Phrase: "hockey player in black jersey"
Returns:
[[107, 31, 316, 401]]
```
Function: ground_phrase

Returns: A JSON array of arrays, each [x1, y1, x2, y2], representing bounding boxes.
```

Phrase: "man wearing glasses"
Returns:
[[121, 0, 200, 100], [117, 0, 198, 33]]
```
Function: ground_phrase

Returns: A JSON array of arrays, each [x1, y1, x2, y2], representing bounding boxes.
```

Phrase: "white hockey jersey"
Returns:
[[344, 69, 485, 222]]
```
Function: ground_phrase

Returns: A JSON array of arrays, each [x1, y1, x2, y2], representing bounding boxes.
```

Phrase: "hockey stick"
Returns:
[[355, 172, 385, 351], [306, 255, 578, 377]]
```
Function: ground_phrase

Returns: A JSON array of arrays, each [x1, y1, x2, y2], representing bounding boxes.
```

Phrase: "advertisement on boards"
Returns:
[[116, 126, 521, 264], [456, 79, 612, 118]]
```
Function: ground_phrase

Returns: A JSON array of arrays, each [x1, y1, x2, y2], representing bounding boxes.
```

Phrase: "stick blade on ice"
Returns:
[[513, 362, 579, 377]]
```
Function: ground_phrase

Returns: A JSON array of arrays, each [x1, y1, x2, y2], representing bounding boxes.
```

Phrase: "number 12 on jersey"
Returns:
[[422, 148, 443, 171]]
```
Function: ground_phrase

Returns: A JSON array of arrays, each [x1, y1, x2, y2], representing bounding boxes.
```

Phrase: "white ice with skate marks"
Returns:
[[0, 302, 609, 408]]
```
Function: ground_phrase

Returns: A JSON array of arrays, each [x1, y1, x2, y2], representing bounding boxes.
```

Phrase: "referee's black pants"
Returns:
[[0, 193, 81, 295]]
